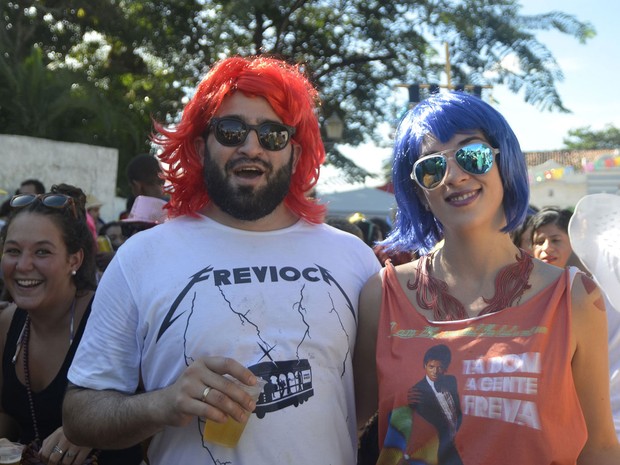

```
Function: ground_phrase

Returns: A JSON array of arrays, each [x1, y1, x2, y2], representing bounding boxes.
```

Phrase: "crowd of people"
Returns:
[[0, 54, 618, 465]]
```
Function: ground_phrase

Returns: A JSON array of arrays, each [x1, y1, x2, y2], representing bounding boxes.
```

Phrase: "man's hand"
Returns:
[[63, 356, 258, 449], [155, 356, 258, 427]]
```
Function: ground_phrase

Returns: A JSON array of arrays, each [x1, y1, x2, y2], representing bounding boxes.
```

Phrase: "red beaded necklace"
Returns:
[[407, 249, 533, 320]]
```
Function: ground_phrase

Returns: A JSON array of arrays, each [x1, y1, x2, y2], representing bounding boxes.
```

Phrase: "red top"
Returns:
[[376, 262, 587, 465]]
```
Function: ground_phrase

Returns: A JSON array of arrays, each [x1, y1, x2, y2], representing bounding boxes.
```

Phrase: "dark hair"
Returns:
[[355, 219, 382, 246], [0, 199, 10, 219], [325, 217, 364, 241], [126, 154, 162, 184], [20, 179, 46, 195], [423, 344, 452, 368], [529, 206, 572, 236], [99, 220, 118, 237], [509, 205, 540, 248], [1, 183, 97, 291], [370, 217, 391, 239], [385, 91, 529, 255], [510, 216, 532, 248], [121, 221, 157, 238], [348, 213, 383, 246]]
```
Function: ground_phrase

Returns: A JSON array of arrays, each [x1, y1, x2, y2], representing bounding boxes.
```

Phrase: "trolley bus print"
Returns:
[[249, 359, 314, 418]]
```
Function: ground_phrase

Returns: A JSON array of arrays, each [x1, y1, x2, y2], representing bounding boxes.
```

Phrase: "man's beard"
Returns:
[[203, 150, 294, 221]]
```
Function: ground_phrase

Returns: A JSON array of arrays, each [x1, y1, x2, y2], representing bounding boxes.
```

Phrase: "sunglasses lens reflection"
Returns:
[[415, 157, 447, 189], [257, 123, 291, 151], [42, 194, 71, 208], [413, 143, 495, 190], [10, 194, 74, 216], [213, 118, 292, 151], [214, 119, 246, 145], [455, 144, 494, 175], [10, 194, 36, 208]]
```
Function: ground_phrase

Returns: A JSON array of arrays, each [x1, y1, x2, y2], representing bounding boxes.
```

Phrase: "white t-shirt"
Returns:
[[69, 215, 381, 465]]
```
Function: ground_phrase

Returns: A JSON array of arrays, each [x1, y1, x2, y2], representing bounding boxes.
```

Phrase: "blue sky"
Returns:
[[317, 1, 619, 191], [494, 0, 620, 152]]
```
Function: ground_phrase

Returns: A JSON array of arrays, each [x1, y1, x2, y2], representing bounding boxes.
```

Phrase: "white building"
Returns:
[[527, 150, 620, 209]]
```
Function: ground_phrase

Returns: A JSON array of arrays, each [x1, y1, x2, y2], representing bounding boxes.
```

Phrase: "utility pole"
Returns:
[[396, 42, 493, 106], [444, 42, 452, 91]]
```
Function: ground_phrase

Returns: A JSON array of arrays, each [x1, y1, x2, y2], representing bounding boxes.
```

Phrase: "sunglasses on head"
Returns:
[[10, 193, 78, 218], [208, 117, 296, 151], [410, 142, 499, 190]]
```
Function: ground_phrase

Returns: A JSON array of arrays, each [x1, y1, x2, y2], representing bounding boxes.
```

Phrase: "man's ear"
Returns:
[[194, 136, 206, 166]]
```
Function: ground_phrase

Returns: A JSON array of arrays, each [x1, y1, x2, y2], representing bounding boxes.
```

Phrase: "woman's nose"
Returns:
[[443, 156, 470, 185], [15, 253, 34, 271], [538, 239, 554, 255]]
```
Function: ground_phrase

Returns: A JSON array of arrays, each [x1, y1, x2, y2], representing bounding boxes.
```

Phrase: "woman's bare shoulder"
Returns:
[[524, 258, 565, 295], [392, 258, 419, 280], [0, 302, 17, 329], [0, 302, 17, 360]]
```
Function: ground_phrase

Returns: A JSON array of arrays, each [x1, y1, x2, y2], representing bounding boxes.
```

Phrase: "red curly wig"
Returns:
[[152, 56, 326, 223]]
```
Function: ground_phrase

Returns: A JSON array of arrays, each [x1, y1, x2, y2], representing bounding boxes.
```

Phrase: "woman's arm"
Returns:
[[354, 272, 382, 430], [0, 305, 18, 440], [571, 272, 620, 464]]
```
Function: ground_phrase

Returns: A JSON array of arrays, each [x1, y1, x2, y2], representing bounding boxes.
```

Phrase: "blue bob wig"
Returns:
[[383, 91, 529, 255]]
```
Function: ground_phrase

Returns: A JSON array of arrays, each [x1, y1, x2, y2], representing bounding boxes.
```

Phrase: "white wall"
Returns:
[[0, 135, 118, 220], [529, 180, 588, 210]]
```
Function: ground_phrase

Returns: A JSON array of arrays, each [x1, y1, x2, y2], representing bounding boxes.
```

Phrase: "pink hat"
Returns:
[[123, 195, 168, 224]]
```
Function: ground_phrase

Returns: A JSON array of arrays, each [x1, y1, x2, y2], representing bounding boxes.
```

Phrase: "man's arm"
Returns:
[[63, 357, 258, 449], [63, 385, 167, 449]]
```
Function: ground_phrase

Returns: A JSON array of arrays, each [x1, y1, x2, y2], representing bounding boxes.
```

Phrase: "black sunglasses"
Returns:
[[208, 117, 296, 151], [411, 142, 499, 190], [10, 193, 78, 218]]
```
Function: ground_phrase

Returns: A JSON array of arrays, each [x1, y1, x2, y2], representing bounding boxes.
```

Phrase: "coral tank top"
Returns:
[[376, 262, 587, 465]]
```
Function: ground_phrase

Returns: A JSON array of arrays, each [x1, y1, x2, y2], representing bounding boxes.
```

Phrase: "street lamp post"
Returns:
[[324, 113, 344, 142]]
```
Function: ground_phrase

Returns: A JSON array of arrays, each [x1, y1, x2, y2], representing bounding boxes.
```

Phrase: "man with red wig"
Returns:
[[64, 55, 381, 465]]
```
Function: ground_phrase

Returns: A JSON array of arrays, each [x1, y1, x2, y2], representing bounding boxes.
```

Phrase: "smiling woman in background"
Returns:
[[0, 184, 141, 464], [530, 206, 574, 268]]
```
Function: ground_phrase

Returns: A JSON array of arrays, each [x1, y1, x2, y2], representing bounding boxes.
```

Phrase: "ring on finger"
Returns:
[[67, 451, 77, 457], [201, 386, 212, 403], [52, 444, 64, 455]]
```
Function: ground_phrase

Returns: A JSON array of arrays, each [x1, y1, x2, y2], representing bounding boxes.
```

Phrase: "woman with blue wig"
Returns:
[[354, 91, 620, 464]]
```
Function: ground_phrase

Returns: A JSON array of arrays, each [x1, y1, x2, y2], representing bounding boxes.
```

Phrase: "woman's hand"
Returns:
[[40, 427, 93, 465]]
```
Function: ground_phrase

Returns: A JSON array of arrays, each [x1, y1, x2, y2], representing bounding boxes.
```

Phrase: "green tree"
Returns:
[[0, 0, 596, 190], [0, 46, 143, 150], [563, 125, 620, 150]]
